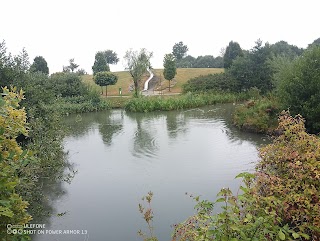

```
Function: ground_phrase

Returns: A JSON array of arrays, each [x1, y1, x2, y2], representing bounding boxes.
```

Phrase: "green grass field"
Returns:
[[82, 68, 224, 96]]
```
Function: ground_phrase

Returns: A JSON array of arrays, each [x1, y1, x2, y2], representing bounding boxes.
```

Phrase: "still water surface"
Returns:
[[34, 103, 268, 241]]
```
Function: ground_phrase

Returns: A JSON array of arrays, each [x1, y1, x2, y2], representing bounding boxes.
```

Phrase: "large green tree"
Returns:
[[308, 37, 320, 48], [93, 71, 118, 96], [123, 48, 152, 97], [172, 41, 188, 60], [228, 39, 273, 93], [103, 50, 119, 65], [163, 54, 177, 92], [30, 56, 49, 74], [0, 41, 30, 87], [176, 55, 196, 68], [223, 41, 243, 68], [92, 52, 110, 75], [270, 41, 303, 59], [275, 46, 320, 133]]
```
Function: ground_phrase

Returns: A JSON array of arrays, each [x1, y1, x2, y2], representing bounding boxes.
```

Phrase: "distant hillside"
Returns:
[[82, 68, 224, 96]]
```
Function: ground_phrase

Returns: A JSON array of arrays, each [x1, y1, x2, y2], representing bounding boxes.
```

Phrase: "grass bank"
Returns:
[[124, 92, 247, 112]]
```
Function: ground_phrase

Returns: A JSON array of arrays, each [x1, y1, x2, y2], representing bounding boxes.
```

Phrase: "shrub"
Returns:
[[275, 46, 320, 133], [233, 95, 279, 133], [256, 112, 320, 239], [182, 72, 238, 93], [50, 72, 87, 97], [0, 87, 32, 240]]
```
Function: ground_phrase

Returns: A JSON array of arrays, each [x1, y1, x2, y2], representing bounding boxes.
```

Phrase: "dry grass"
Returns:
[[82, 68, 224, 96]]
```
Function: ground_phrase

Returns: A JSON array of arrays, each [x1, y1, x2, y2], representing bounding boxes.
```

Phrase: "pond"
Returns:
[[33, 103, 268, 241]]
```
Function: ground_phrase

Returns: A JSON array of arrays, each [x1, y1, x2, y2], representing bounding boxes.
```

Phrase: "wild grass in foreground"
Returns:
[[44, 95, 110, 115], [124, 92, 248, 112]]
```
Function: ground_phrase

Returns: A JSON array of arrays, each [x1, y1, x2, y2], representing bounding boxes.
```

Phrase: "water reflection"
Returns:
[[35, 103, 270, 241], [64, 110, 124, 145], [126, 112, 160, 159], [96, 111, 123, 146], [166, 112, 188, 139]]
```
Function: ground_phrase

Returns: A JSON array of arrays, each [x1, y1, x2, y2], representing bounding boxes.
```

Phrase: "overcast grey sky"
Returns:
[[1, 0, 319, 74]]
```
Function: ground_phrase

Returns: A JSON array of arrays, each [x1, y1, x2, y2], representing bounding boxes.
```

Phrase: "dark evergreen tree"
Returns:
[[172, 41, 188, 60], [30, 56, 49, 75], [223, 41, 243, 68], [92, 52, 110, 75]]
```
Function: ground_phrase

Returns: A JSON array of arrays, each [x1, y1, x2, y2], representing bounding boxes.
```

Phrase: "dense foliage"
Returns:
[[92, 52, 110, 75], [102, 50, 119, 65], [233, 94, 280, 133], [182, 72, 237, 93], [270, 41, 304, 59], [30, 56, 49, 75], [172, 41, 188, 60], [176, 55, 223, 68], [229, 39, 273, 93], [223, 41, 243, 68], [256, 112, 320, 238], [0, 87, 32, 240], [274, 46, 320, 133], [50, 72, 87, 97]]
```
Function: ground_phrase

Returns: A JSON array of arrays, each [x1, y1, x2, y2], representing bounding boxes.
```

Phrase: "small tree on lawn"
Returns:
[[163, 53, 176, 92], [124, 48, 152, 97], [94, 71, 118, 96]]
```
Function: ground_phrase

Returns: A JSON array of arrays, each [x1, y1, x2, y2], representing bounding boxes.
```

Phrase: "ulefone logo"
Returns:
[[7, 224, 23, 235]]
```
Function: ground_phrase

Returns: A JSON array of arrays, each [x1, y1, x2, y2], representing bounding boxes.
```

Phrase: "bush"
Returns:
[[233, 95, 279, 133], [50, 72, 87, 97], [275, 46, 320, 133], [182, 72, 238, 93], [255, 112, 320, 239], [0, 87, 32, 240]]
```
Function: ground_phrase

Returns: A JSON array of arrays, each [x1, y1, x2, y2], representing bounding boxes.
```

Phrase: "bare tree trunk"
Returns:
[[169, 80, 171, 92], [134, 80, 139, 97]]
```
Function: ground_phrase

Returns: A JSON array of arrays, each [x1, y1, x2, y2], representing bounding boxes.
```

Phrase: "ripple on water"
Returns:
[[132, 131, 159, 159]]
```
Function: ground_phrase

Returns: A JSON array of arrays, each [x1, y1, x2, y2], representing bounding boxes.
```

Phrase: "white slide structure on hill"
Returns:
[[143, 68, 154, 91]]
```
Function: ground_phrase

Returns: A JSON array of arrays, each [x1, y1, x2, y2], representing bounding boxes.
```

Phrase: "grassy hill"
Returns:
[[82, 68, 224, 96]]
